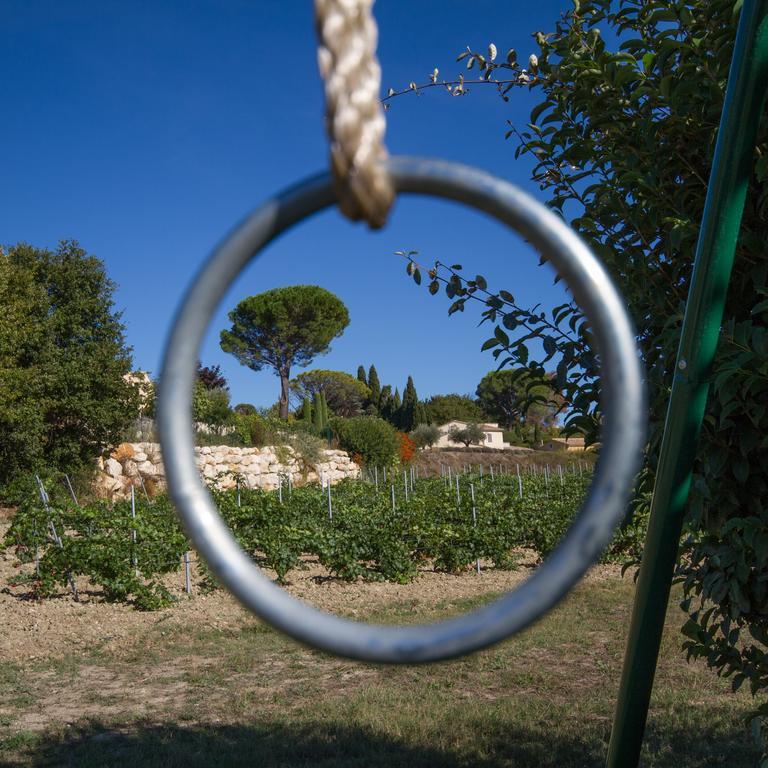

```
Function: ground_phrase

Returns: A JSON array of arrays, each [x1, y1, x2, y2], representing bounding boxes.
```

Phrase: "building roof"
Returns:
[[441, 420, 503, 432]]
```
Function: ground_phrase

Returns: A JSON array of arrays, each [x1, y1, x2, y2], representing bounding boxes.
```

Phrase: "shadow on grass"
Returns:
[[10, 714, 755, 768]]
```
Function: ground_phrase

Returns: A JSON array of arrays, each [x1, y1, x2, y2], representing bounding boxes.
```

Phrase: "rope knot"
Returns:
[[315, 0, 394, 228]]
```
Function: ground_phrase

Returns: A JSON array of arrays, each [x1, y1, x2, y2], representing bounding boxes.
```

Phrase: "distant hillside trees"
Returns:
[[290, 370, 369, 418], [476, 369, 560, 430], [423, 394, 487, 425]]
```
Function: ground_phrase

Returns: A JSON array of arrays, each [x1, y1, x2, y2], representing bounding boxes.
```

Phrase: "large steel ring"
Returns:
[[158, 156, 646, 664]]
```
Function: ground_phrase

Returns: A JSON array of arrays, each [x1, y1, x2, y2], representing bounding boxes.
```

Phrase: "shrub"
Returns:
[[192, 382, 231, 433], [280, 422, 325, 469], [330, 416, 399, 467], [398, 432, 416, 463]]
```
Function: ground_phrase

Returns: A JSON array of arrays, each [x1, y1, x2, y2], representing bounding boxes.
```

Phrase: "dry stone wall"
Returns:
[[94, 442, 360, 499]]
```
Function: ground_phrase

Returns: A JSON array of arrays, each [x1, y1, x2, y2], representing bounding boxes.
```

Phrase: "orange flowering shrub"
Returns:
[[397, 432, 416, 464]]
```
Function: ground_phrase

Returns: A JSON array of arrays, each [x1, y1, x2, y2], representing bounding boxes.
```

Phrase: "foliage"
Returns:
[[503, 422, 558, 449], [0, 241, 137, 488], [448, 423, 486, 448], [3, 467, 647, 603], [476, 369, 559, 429], [399, 376, 419, 431], [410, 423, 441, 449], [227, 412, 325, 465], [366, 364, 381, 409], [228, 411, 265, 447], [290, 369, 370, 417], [233, 403, 257, 415], [378, 385, 393, 419], [424, 394, 487, 425], [312, 391, 329, 431], [4, 477, 187, 609], [191, 382, 231, 433], [220, 286, 349, 420], [330, 416, 399, 468], [279, 423, 326, 469], [395, 0, 768, 703], [196, 363, 228, 391], [397, 432, 416, 464]]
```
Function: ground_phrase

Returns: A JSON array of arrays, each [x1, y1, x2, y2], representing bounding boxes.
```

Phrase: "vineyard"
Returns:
[[2, 466, 647, 610]]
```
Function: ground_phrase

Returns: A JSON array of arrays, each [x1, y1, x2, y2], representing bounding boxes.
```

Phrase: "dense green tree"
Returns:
[[399, 376, 419, 432], [220, 286, 349, 420], [476, 369, 558, 429], [367, 364, 382, 409], [331, 416, 399, 467], [410, 423, 441, 449], [300, 397, 312, 422], [312, 392, 324, 431], [290, 369, 369, 418], [447, 423, 485, 448], [397, 0, 768, 703], [0, 241, 137, 486], [378, 384, 392, 419], [424, 394, 486, 425], [233, 403, 257, 416], [356, 365, 367, 387], [413, 400, 431, 427], [192, 382, 231, 434], [383, 388, 402, 426]]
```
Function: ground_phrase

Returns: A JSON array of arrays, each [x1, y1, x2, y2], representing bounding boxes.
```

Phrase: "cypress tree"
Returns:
[[400, 376, 418, 432], [301, 396, 312, 422], [313, 392, 323, 430], [368, 365, 381, 408], [320, 391, 330, 429], [389, 387, 402, 427], [378, 384, 392, 420], [357, 365, 368, 387], [413, 401, 430, 427]]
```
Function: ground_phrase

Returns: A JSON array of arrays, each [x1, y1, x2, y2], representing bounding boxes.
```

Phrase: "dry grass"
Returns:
[[0, 551, 757, 767]]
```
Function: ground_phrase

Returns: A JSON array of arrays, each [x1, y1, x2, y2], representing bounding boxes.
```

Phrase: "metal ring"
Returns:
[[158, 156, 646, 664]]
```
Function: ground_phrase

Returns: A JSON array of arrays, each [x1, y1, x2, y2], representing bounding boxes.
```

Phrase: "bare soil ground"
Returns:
[[411, 449, 595, 477], [0, 519, 567, 665], [0, 521, 758, 767]]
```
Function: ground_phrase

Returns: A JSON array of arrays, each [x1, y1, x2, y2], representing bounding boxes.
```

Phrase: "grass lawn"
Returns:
[[0, 572, 758, 767]]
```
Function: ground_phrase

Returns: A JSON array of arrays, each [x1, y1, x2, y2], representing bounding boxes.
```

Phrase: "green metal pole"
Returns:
[[606, 2, 768, 766]]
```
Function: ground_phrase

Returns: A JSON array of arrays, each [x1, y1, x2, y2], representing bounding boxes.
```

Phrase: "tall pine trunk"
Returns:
[[279, 367, 290, 420]]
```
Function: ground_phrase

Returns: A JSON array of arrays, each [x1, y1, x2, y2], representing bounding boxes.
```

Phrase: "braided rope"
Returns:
[[315, 0, 394, 228]]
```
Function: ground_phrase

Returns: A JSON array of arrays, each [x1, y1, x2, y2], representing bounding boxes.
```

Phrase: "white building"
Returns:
[[433, 420, 510, 450]]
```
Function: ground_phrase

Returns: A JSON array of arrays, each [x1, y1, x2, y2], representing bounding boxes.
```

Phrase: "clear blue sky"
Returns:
[[2, 0, 574, 409]]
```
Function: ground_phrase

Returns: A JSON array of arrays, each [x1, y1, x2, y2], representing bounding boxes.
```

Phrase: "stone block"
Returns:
[[138, 460, 158, 477]]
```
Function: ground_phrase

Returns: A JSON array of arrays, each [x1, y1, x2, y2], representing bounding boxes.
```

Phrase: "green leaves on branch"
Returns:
[[394, 252, 596, 442]]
